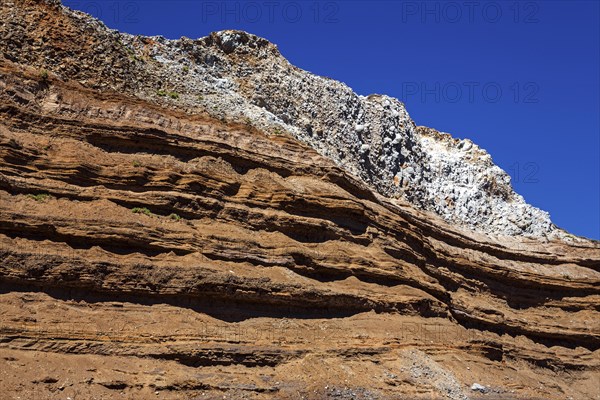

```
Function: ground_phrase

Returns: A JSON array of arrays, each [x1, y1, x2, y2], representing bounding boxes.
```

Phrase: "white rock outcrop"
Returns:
[[114, 29, 558, 238], [43, 5, 560, 239]]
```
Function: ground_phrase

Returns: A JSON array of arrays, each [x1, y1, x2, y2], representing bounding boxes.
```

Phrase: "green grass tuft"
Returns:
[[27, 193, 50, 202], [169, 213, 182, 221], [132, 207, 152, 216], [157, 90, 179, 99]]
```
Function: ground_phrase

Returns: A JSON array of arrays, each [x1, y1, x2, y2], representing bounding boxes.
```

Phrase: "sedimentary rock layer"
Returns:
[[1, 1, 599, 399], [0, 51, 599, 398]]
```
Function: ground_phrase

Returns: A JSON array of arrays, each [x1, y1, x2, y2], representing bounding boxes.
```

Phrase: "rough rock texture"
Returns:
[[0, 1, 599, 399], [0, 0, 565, 238]]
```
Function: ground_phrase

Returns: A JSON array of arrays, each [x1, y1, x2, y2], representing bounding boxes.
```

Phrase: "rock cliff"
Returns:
[[1, 0, 563, 238], [0, 1, 599, 399]]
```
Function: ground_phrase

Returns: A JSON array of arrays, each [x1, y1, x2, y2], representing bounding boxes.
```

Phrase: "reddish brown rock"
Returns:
[[0, 1, 599, 399]]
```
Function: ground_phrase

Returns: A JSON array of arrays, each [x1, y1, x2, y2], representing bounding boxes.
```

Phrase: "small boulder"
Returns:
[[471, 383, 488, 393]]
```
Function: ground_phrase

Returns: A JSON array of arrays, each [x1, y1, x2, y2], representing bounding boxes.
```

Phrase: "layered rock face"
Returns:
[[1, 0, 559, 238], [0, 1, 599, 399]]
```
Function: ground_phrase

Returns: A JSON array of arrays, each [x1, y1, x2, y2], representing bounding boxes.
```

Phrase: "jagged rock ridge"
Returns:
[[1, 0, 562, 238]]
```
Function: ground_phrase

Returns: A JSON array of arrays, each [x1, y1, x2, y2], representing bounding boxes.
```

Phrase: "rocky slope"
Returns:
[[0, 0, 599, 399], [1, 0, 562, 238]]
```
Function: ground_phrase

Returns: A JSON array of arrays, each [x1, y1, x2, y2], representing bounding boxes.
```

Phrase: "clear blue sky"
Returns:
[[63, 0, 600, 240]]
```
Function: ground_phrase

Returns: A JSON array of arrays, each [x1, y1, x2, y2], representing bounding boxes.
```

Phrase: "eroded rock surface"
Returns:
[[1, 0, 566, 238], [0, 1, 599, 399]]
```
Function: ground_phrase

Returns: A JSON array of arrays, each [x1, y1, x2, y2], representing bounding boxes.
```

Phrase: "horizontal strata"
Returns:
[[0, 1, 599, 399], [0, 57, 599, 398]]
